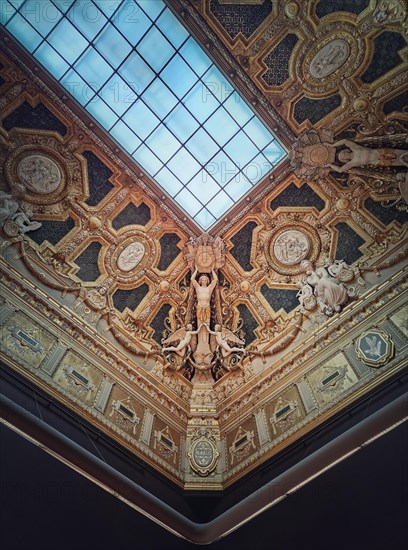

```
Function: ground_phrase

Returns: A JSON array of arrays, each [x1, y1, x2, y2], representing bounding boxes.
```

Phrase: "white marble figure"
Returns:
[[296, 283, 317, 312], [0, 188, 41, 234], [329, 139, 408, 173], [363, 335, 382, 358], [162, 324, 200, 357], [300, 260, 352, 315], [204, 324, 245, 357]]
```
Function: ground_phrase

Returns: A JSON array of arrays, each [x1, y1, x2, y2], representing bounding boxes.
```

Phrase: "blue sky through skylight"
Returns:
[[2, 0, 287, 229]]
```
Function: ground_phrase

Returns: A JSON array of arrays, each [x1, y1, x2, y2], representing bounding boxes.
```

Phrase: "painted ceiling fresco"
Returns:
[[0, 0, 407, 496]]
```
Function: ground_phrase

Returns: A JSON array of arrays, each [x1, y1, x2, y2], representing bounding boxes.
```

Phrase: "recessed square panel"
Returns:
[[110, 120, 142, 154], [48, 18, 88, 64], [161, 56, 197, 99], [185, 128, 219, 164], [75, 47, 113, 92], [146, 126, 181, 163], [123, 101, 160, 141], [155, 167, 183, 197], [67, 1, 107, 41], [137, 27, 175, 72], [23, 0, 62, 37], [204, 108, 239, 147], [184, 82, 219, 123], [187, 173, 220, 204], [175, 187, 202, 216], [168, 149, 201, 183], [142, 79, 178, 119], [206, 151, 239, 186], [115, 2, 152, 45], [35, 44, 69, 79], [94, 24, 132, 67], [6, 15, 42, 51], [206, 190, 234, 219], [156, 9, 189, 49], [86, 99, 118, 130], [195, 208, 216, 230], [164, 104, 199, 143], [118, 51, 155, 95], [133, 144, 162, 176]]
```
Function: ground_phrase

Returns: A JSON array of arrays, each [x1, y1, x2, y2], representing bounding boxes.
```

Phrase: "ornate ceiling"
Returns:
[[0, 0, 407, 535]]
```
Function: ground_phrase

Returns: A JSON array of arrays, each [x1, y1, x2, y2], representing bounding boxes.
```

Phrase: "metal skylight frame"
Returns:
[[1, 0, 287, 229]]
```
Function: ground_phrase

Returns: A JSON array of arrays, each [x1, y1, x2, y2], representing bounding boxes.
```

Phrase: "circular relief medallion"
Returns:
[[117, 241, 145, 272], [267, 223, 321, 276], [188, 437, 220, 476], [273, 229, 310, 266], [17, 154, 62, 194], [309, 39, 350, 79]]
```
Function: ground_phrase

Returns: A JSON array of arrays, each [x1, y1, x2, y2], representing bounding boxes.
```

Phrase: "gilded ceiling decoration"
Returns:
[[0, 0, 407, 494]]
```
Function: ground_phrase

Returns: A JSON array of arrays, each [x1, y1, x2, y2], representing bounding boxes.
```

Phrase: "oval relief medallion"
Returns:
[[310, 39, 350, 79], [17, 154, 62, 194], [273, 229, 310, 266], [117, 241, 145, 272]]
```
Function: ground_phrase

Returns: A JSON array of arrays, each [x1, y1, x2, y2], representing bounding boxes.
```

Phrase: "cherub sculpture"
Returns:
[[204, 324, 245, 357], [162, 324, 200, 357]]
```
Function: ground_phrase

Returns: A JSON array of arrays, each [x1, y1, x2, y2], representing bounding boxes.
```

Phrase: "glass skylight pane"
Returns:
[[110, 120, 141, 153], [206, 191, 234, 219], [164, 104, 199, 143], [115, 2, 151, 45], [195, 209, 216, 230], [245, 153, 272, 183], [123, 101, 159, 140], [175, 188, 202, 217], [133, 144, 163, 175], [86, 100, 118, 130], [180, 38, 212, 77], [35, 43, 69, 79], [161, 56, 196, 99], [137, 27, 175, 72], [146, 126, 181, 163], [92, 0, 121, 18], [6, 15, 42, 51], [188, 173, 219, 204], [207, 151, 239, 186], [48, 19, 88, 64], [203, 66, 233, 103], [262, 140, 286, 165], [61, 69, 95, 106], [1, 2, 17, 25], [225, 132, 258, 166], [142, 79, 178, 119], [94, 24, 131, 67], [243, 118, 273, 150], [224, 174, 252, 201], [75, 47, 113, 91], [4, 0, 286, 230], [204, 108, 239, 147], [168, 149, 201, 183], [185, 128, 219, 164], [67, 1, 107, 41], [224, 94, 254, 126], [100, 74, 135, 116], [156, 9, 188, 49], [183, 82, 219, 123], [137, 0, 165, 21], [22, 1, 62, 37], [118, 51, 155, 95], [155, 167, 183, 196]]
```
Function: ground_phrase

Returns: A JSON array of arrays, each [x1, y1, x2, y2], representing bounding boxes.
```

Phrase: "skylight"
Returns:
[[2, 0, 286, 229]]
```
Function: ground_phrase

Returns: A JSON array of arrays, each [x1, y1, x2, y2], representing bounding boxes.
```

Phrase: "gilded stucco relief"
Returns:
[[0, 1, 407, 490]]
